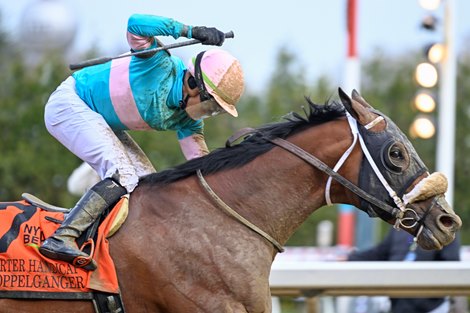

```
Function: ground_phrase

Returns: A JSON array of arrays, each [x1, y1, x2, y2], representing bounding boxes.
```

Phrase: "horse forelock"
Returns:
[[140, 99, 345, 186]]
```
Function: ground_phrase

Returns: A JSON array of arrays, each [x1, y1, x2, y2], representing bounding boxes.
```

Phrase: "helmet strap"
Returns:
[[194, 51, 213, 102], [179, 94, 189, 110]]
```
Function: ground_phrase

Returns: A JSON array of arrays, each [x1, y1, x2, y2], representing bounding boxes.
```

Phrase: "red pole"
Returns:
[[337, 205, 355, 247], [347, 0, 358, 58]]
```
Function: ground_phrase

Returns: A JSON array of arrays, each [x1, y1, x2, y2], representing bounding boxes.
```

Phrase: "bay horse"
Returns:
[[0, 88, 461, 313]]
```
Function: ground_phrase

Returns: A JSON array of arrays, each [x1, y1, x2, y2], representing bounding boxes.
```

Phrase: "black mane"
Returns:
[[140, 99, 345, 186]]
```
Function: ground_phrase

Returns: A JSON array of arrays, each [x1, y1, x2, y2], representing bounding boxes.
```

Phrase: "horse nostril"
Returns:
[[439, 215, 456, 228]]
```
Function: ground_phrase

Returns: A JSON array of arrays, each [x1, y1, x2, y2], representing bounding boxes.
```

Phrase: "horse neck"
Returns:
[[212, 118, 358, 246]]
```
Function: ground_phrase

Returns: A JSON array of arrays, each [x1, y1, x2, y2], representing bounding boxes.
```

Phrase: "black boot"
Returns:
[[39, 178, 126, 269]]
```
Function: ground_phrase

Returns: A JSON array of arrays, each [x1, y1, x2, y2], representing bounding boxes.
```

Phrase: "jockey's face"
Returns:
[[183, 72, 225, 120], [186, 98, 223, 120]]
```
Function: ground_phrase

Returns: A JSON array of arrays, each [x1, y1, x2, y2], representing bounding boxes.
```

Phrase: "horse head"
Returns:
[[338, 87, 461, 250]]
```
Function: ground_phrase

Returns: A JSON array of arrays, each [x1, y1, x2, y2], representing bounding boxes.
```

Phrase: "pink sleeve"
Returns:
[[126, 32, 154, 51], [178, 134, 209, 160]]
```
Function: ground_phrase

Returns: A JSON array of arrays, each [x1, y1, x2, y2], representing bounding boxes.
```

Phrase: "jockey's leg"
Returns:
[[39, 178, 126, 269], [114, 130, 156, 175]]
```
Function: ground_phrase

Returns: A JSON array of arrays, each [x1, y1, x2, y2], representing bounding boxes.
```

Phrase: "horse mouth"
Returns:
[[417, 226, 454, 250], [413, 196, 461, 251], [418, 228, 443, 250]]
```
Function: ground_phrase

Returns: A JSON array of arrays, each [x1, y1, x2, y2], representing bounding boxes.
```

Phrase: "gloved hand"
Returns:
[[192, 26, 225, 46]]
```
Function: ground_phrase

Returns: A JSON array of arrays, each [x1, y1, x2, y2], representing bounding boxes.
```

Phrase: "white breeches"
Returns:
[[44, 76, 155, 193]]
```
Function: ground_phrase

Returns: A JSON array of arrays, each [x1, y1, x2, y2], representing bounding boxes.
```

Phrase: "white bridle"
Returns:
[[325, 113, 447, 231]]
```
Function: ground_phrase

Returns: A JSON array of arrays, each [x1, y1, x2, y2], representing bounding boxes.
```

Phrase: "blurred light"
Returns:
[[409, 116, 436, 139], [415, 62, 438, 88], [418, 0, 441, 11], [426, 43, 445, 63], [414, 91, 436, 112], [421, 15, 438, 31]]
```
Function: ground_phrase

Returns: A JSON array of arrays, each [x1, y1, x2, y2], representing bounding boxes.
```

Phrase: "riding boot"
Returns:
[[39, 178, 126, 269]]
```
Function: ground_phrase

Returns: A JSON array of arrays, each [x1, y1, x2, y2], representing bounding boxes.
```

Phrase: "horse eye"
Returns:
[[390, 148, 403, 160], [382, 142, 410, 173]]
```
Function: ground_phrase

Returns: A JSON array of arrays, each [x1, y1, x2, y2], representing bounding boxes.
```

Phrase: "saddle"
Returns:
[[21, 193, 128, 238], [0, 194, 129, 313]]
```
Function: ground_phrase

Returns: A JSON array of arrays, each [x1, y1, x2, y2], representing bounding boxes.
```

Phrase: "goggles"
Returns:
[[185, 97, 224, 120], [193, 51, 213, 103]]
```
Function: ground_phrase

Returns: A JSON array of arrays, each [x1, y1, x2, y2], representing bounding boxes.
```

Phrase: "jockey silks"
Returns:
[[72, 14, 203, 140]]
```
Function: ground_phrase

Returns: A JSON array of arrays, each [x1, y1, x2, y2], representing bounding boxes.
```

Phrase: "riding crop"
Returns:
[[69, 31, 234, 71]]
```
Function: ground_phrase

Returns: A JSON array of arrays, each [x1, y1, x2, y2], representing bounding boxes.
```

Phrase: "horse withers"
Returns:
[[0, 88, 461, 312]]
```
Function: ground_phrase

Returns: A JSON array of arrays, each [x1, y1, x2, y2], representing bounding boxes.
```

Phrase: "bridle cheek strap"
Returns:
[[325, 113, 417, 229], [357, 123, 407, 212], [325, 112, 358, 205], [325, 114, 404, 215]]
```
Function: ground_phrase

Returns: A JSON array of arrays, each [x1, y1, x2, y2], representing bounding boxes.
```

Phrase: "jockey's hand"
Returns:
[[192, 27, 225, 46]]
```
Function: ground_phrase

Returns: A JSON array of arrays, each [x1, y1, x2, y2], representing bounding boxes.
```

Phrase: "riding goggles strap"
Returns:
[[194, 51, 213, 102]]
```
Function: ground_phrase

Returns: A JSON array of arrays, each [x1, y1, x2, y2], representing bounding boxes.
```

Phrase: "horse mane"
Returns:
[[140, 98, 345, 186]]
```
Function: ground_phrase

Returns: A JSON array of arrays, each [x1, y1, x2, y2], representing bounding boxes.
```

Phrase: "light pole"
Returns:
[[436, 0, 457, 207], [414, 0, 456, 206]]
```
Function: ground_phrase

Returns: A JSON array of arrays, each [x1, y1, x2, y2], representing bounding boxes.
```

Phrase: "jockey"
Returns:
[[39, 14, 245, 269]]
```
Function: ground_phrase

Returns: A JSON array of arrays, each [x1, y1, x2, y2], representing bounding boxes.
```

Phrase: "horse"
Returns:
[[0, 88, 461, 313]]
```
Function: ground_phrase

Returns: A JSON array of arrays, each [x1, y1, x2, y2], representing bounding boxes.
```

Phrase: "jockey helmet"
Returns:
[[187, 49, 244, 117]]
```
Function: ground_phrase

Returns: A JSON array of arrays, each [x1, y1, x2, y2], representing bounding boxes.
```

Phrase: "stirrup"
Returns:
[[73, 239, 97, 271]]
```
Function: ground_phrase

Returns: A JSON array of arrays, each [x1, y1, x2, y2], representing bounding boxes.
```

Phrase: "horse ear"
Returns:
[[338, 87, 377, 126], [338, 87, 359, 120], [352, 89, 373, 109]]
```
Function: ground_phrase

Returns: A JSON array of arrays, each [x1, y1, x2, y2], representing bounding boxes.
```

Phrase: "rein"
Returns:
[[226, 126, 404, 219], [196, 170, 285, 252], [200, 116, 431, 252], [270, 134, 426, 237], [267, 136, 401, 218]]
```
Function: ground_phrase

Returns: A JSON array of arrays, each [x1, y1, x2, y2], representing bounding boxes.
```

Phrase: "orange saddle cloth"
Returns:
[[0, 197, 127, 294]]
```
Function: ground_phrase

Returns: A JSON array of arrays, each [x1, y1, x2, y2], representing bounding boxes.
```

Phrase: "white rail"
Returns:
[[270, 261, 470, 298]]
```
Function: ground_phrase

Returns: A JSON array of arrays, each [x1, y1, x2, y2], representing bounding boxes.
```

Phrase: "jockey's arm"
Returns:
[[126, 14, 225, 51], [126, 14, 192, 51], [178, 134, 209, 160]]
